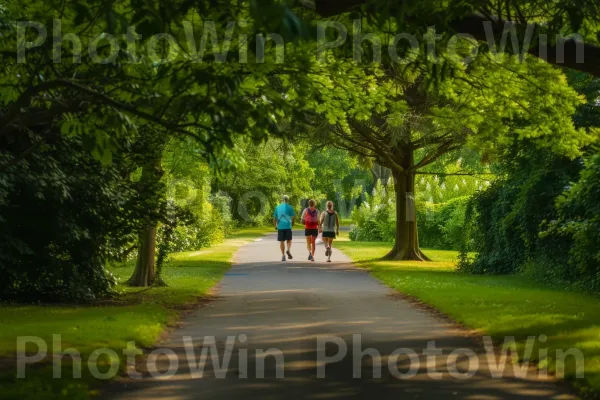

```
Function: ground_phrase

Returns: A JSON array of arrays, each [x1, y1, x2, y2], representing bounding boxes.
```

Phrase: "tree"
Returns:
[[305, 49, 596, 260], [305, 147, 372, 215], [214, 137, 315, 224], [311, 0, 600, 76], [457, 72, 600, 287], [0, 0, 321, 288]]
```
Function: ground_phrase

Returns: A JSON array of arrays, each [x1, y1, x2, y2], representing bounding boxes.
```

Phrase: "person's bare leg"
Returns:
[[286, 240, 292, 252], [280, 241, 285, 256], [311, 236, 317, 256], [305, 236, 311, 253]]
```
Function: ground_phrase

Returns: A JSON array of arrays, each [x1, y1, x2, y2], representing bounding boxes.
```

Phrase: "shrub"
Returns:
[[167, 195, 231, 253], [0, 132, 134, 302], [537, 153, 600, 292], [458, 145, 581, 276], [350, 180, 395, 242], [417, 197, 470, 250], [349, 179, 471, 249]]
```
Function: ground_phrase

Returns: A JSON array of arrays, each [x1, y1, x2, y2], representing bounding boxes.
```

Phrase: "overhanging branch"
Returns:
[[313, 1, 600, 77], [415, 171, 495, 176], [1, 79, 213, 143]]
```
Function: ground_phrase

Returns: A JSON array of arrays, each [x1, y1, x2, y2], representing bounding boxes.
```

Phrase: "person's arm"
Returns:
[[300, 209, 306, 224], [291, 207, 296, 226], [335, 212, 340, 234], [273, 209, 278, 230]]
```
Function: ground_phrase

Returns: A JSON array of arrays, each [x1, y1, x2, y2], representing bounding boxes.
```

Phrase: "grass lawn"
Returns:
[[339, 217, 355, 227], [0, 226, 271, 400], [336, 236, 600, 396]]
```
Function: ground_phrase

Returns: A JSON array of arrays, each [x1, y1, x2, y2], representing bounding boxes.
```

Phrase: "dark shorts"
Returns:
[[322, 231, 336, 238], [277, 229, 293, 242], [305, 229, 319, 237]]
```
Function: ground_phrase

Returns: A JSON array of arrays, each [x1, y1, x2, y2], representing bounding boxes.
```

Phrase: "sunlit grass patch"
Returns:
[[0, 227, 271, 399], [337, 239, 600, 395]]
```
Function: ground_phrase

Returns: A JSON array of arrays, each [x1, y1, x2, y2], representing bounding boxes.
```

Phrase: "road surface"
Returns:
[[105, 230, 577, 399]]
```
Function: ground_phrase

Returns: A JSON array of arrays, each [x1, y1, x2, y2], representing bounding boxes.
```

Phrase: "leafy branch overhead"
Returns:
[[312, 0, 600, 76]]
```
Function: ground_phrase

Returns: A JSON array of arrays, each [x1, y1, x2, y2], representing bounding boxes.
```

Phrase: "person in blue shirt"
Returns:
[[273, 195, 296, 262]]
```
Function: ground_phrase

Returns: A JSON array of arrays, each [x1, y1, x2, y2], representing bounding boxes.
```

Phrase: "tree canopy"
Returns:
[[313, 0, 600, 76]]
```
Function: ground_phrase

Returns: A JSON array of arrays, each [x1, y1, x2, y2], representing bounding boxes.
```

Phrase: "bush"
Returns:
[[461, 149, 600, 294], [537, 153, 600, 292], [350, 180, 395, 242], [0, 131, 135, 302], [349, 179, 470, 249], [349, 203, 395, 242], [417, 197, 470, 250], [458, 145, 581, 276], [167, 195, 232, 253]]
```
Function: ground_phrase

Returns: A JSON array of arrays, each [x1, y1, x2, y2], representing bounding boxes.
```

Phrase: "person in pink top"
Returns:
[[300, 199, 321, 261]]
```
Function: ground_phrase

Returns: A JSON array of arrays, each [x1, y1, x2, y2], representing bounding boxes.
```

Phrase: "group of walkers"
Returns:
[[272, 195, 340, 263]]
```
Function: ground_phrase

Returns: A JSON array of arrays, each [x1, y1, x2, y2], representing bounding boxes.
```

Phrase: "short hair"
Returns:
[[308, 199, 316, 207], [282, 195, 289, 202], [326, 201, 334, 209]]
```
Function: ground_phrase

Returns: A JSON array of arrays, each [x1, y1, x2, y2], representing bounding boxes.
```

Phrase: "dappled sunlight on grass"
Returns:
[[0, 226, 270, 399], [337, 239, 600, 394], [0, 304, 168, 356], [0, 227, 271, 398], [109, 227, 272, 307]]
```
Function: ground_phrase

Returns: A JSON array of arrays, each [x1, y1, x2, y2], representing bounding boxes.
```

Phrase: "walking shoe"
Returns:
[[282, 256, 286, 262], [286, 250, 293, 259], [327, 258, 332, 262], [325, 247, 329, 257], [308, 253, 314, 261]]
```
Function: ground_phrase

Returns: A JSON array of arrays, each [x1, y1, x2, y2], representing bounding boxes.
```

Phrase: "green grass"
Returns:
[[336, 237, 600, 396], [339, 217, 355, 228], [0, 226, 271, 400]]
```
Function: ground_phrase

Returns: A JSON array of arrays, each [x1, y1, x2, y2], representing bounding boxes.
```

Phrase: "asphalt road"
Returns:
[[105, 230, 577, 400]]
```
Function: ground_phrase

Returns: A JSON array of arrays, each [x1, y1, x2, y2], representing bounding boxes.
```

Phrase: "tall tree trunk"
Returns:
[[127, 226, 157, 286], [127, 157, 162, 287], [383, 151, 430, 261]]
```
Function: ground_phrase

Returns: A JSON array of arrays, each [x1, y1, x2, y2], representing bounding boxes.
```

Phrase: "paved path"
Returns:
[[107, 231, 577, 400]]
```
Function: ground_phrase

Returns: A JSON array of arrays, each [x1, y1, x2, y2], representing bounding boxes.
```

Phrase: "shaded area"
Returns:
[[104, 232, 578, 399]]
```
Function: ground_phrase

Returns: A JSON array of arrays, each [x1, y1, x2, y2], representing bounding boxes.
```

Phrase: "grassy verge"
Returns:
[[0, 226, 271, 400], [336, 236, 600, 396], [339, 217, 354, 228]]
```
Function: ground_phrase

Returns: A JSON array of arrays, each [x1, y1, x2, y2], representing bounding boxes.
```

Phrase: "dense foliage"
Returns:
[[545, 153, 600, 291], [350, 176, 478, 250], [349, 180, 395, 242], [458, 144, 582, 275], [458, 145, 600, 294], [0, 130, 135, 301], [2, 0, 600, 300], [458, 74, 600, 293]]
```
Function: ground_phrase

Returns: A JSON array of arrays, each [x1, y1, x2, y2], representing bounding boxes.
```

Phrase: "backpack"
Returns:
[[303, 208, 318, 224]]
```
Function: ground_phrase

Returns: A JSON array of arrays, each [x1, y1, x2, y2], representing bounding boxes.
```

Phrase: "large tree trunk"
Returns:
[[384, 152, 430, 261], [127, 157, 162, 287], [127, 226, 157, 286]]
